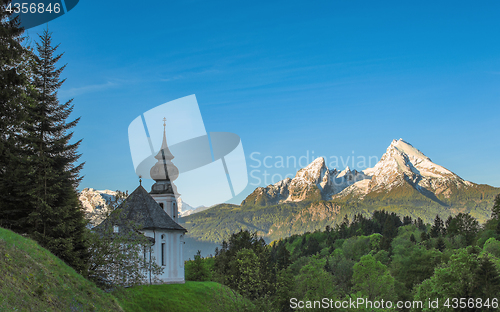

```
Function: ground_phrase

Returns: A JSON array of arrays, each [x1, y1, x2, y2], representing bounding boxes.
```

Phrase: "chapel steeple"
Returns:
[[149, 118, 180, 221], [150, 118, 179, 195], [154, 118, 174, 163]]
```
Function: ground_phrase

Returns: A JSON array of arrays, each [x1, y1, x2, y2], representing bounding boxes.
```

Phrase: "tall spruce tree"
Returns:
[[491, 194, 500, 220], [0, 0, 33, 230], [24, 29, 89, 275]]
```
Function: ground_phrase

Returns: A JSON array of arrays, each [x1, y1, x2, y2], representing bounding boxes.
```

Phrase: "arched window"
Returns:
[[159, 203, 164, 209], [173, 202, 176, 218]]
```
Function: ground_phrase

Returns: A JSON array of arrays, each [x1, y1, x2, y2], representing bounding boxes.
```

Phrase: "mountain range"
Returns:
[[243, 139, 478, 206], [180, 139, 499, 247], [79, 139, 499, 258]]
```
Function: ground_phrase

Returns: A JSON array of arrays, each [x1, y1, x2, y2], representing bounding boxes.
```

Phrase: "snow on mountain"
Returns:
[[79, 188, 201, 225], [348, 138, 471, 198], [79, 188, 120, 227], [242, 156, 369, 205], [79, 188, 117, 213], [242, 138, 474, 205], [178, 202, 210, 217]]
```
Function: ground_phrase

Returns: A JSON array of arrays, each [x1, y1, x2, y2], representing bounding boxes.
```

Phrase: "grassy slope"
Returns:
[[113, 281, 255, 312], [0, 227, 123, 312]]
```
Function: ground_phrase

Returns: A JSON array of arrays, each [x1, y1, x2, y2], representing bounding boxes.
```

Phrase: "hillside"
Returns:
[[0, 227, 123, 311], [180, 139, 499, 247], [114, 281, 255, 312]]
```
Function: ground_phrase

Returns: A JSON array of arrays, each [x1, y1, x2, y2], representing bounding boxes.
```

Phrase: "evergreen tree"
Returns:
[[24, 29, 89, 274], [275, 241, 291, 271], [430, 214, 444, 238], [435, 236, 446, 252], [303, 236, 320, 256], [474, 256, 500, 301], [410, 233, 416, 243], [0, 0, 33, 230], [491, 194, 500, 220], [416, 217, 426, 231], [381, 216, 397, 251]]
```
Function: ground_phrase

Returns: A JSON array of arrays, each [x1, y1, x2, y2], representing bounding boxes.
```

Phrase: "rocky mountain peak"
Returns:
[[295, 157, 328, 185], [243, 139, 477, 206]]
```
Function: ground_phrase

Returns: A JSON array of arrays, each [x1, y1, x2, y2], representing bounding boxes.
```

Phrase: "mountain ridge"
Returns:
[[243, 138, 480, 207], [181, 139, 499, 246]]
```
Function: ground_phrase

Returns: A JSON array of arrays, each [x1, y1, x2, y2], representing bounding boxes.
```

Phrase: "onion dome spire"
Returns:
[[150, 118, 179, 194], [155, 117, 174, 161]]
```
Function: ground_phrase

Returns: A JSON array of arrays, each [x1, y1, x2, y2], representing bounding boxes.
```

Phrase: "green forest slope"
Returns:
[[0, 227, 123, 311], [0, 227, 255, 312], [180, 184, 500, 244]]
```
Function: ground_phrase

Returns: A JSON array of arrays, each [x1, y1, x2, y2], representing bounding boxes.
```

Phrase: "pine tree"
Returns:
[[474, 256, 500, 300], [24, 29, 89, 274], [491, 194, 500, 220], [0, 0, 33, 230], [430, 214, 444, 238], [435, 236, 446, 252], [410, 233, 416, 243]]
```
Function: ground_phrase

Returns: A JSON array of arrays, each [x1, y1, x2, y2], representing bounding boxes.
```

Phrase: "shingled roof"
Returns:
[[95, 185, 186, 233]]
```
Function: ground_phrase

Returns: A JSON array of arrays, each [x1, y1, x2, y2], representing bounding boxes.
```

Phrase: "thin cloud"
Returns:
[[59, 81, 117, 98], [160, 75, 184, 82]]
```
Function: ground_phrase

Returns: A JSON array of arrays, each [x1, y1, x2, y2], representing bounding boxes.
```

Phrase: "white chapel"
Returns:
[[96, 119, 187, 284]]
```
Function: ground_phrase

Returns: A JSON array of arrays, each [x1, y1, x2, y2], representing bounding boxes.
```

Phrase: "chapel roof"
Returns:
[[95, 185, 186, 233]]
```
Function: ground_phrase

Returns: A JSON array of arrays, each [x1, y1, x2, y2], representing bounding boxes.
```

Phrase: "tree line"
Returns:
[[186, 196, 500, 311], [0, 0, 89, 274], [0, 1, 160, 287]]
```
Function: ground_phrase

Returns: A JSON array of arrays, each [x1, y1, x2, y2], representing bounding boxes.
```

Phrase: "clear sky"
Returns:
[[25, 0, 500, 206]]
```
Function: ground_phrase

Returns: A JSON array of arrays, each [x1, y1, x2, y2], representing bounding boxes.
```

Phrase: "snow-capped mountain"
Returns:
[[179, 205, 211, 217], [79, 188, 200, 225], [79, 188, 119, 212], [79, 188, 120, 226], [339, 139, 472, 199], [242, 156, 368, 205], [242, 139, 475, 205]]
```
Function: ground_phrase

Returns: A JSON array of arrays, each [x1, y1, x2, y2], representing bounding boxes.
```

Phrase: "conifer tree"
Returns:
[[474, 256, 500, 300], [491, 194, 500, 220], [24, 29, 89, 274], [430, 214, 444, 238], [0, 0, 33, 230]]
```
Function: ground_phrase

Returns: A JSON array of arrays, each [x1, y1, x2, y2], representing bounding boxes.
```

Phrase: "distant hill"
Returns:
[[180, 139, 499, 248], [0, 227, 123, 311]]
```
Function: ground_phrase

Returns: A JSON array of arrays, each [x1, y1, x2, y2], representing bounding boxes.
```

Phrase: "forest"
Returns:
[[185, 196, 500, 311]]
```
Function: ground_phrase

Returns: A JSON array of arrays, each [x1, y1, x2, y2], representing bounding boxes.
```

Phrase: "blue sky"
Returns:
[[26, 0, 500, 205]]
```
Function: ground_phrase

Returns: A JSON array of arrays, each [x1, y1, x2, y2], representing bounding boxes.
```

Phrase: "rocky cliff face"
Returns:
[[243, 139, 477, 206]]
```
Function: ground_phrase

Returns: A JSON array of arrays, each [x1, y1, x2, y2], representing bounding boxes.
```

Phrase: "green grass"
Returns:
[[113, 281, 255, 312], [0, 227, 123, 312]]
